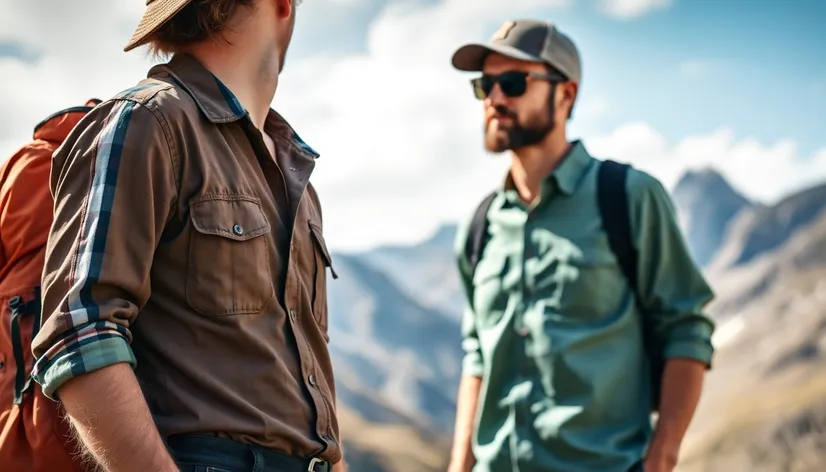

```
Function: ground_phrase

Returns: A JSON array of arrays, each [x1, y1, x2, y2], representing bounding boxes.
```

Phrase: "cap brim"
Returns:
[[123, 0, 192, 52], [451, 43, 543, 72]]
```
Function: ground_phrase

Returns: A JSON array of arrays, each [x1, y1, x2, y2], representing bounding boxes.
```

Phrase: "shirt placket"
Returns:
[[239, 117, 334, 452], [513, 184, 556, 469], [508, 195, 532, 470]]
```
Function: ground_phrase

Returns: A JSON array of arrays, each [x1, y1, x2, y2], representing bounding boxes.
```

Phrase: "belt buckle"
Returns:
[[308, 457, 326, 471]]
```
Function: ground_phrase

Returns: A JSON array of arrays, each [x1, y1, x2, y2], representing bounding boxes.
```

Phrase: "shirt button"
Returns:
[[308, 374, 317, 387], [232, 224, 244, 236], [289, 309, 296, 322]]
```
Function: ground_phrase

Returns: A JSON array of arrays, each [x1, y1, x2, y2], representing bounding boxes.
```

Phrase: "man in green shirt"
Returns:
[[447, 20, 716, 472]]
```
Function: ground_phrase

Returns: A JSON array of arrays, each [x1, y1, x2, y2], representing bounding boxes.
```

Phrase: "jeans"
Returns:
[[167, 435, 330, 472]]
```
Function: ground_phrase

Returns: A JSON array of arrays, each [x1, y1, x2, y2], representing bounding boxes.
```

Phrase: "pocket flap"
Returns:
[[190, 196, 271, 242], [309, 220, 338, 279]]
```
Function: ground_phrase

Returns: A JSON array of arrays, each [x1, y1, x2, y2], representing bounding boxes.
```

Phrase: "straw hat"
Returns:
[[123, 0, 193, 52]]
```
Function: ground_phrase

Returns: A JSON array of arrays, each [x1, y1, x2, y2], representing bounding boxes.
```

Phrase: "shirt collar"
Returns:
[[552, 140, 593, 195], [502, 139, 593, 197], [148, 53, 320, 159]]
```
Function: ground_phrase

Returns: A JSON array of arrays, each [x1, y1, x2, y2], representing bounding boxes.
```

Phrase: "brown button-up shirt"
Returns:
[[31, 54, 340, 462]]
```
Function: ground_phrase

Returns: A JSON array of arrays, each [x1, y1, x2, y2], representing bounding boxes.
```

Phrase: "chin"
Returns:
[[484, 140, 510, 153], [484, 131, 510, 153]]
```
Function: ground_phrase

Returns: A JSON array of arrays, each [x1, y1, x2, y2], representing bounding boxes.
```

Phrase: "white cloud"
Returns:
[[587, 122, 826, 205], [0, 0, 155, 157], [599, 0, 674, 19], [1, 0, 824, 253]]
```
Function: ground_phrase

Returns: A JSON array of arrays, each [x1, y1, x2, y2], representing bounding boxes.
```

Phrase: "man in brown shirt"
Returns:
[[31, 1, 345, 471]]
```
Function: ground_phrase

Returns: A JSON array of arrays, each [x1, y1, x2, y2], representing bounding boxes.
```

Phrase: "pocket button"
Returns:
[[232, 224, 244, 236]]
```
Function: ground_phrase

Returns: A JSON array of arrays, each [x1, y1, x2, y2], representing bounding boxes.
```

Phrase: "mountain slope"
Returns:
[[359, 224, 463, 317], [672, 168, 753, 266], [677, 184, 826, 472], [338, 405, 451, 472], [327, 253, 463, 432], [708, 181, 826, 271]]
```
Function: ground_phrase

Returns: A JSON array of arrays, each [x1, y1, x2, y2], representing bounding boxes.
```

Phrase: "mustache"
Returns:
[[493, 105, 516, 118]]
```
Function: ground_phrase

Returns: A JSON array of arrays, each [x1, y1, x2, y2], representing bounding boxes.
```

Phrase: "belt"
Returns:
[[166, 434, 331, 472]]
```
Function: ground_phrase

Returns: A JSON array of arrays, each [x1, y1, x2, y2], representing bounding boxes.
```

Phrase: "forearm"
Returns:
[[59, 362, 178, 472], [451, 375, 482, 465], [650, 358, 706, 459]]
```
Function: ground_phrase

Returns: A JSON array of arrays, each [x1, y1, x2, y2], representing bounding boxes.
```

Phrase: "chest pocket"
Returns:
[[308, 220, 337, 334], [536, 235, 625, 326], [186, 196, 274, 316]]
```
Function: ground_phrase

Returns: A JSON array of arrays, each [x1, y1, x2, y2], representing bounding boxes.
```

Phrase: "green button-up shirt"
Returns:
[[455, 141, 715, 472]]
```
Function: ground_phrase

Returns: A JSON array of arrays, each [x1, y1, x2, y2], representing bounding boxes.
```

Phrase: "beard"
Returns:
[[484, 90, 556, 153]]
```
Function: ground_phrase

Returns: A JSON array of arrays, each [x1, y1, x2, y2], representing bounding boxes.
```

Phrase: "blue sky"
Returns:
[[1, 0, 825, 250], [554, 0, 826, 155], [287, 0, 826, 154]]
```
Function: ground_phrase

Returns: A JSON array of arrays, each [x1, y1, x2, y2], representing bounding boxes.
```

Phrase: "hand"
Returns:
[[447, 457, 474, 472], [332, 458, 348, 472], [642, 443, 679, 472]]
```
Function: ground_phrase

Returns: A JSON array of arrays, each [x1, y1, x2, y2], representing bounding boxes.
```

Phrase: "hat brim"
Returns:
[[123, 0, 193, 52], [451, 43, 543, 72]]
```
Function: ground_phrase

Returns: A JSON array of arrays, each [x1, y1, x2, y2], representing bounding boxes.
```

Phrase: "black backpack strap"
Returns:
[[464, 191, 497, 277], [8, 286, 42, 405], [596, 160, 638, 292], [597, 159, 664, 411]]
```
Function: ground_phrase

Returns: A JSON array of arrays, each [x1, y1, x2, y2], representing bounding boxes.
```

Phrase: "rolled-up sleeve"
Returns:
[[31, 99, 178, 399], [454, 218, 484, 377], [629, 171, 716, 367]]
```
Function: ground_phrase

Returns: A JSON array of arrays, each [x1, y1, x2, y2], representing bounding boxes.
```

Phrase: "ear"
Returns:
[[559, 82, 578, 117], [274, 0, 294, 19]]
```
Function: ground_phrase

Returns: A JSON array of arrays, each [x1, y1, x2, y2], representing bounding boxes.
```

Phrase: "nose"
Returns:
[[484, 82, 508, 107]]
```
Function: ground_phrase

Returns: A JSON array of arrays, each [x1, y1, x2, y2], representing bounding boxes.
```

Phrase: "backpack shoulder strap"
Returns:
[[9, 286, 42, 405], [597, 159, 638, 293], [464, 191, 497, 276]]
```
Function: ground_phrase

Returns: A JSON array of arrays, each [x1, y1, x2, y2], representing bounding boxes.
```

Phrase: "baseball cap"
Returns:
[[451, 19, 581, 83], [123, 0, 193, 52]]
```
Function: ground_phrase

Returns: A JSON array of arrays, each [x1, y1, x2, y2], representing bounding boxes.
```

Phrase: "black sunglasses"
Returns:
[[470, 71, 565, 100]]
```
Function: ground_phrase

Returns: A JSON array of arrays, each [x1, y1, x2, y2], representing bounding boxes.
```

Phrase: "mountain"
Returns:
[[337, 405, 451, 472], [676, 181, 826, 472], [326, 253, 464, 431], [325, 253, 462, 471], [672, 168, 753, 266], [708, 181, 826, 271], [359, 224, 463, 317]]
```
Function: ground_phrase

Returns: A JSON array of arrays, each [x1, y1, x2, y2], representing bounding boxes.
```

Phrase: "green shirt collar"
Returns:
[[503, 140, 594, 200], [552, 140, 592, 196]]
